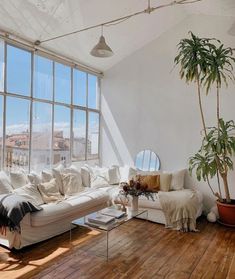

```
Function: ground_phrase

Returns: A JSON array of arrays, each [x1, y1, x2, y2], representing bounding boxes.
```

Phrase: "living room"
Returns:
[[0, 0, 235, 278]]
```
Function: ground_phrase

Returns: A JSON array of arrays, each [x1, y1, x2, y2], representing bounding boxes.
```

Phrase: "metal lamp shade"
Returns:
[[90, 35, 114, 57]]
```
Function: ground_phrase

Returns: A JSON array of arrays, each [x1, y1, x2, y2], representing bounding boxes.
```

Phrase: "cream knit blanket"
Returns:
[[158, 189, 200, 232]]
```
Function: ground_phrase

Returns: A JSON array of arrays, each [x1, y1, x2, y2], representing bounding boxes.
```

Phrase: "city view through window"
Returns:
[[0, 40, 100, 172]]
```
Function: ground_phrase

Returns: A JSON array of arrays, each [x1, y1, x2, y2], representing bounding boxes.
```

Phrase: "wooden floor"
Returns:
[[0, 217, 234, 279]]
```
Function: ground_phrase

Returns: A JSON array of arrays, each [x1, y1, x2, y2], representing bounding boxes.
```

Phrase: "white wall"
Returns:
[[100, 14, 235, 211]]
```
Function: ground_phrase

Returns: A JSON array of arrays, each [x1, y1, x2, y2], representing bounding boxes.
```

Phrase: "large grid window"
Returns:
[[0, 40, 100, 172]]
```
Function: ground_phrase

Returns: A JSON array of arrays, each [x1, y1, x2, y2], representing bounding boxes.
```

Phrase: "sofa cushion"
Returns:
[[30, 189, 109, 227], [160, 173, 172, 192], [90, 167, 110, 188], [10, 170, 28, 189], [37, 179, 63, 203], [0, 171, 13, 194], [136, 174, 160, 192], [81, 166, 90, 187], [27, 172, 42, 185], [119, 165, 137, 183], [61, 173, 85, 196], [108, 166, 120, 185], [138, 194, 162, 210], [63, 165, 82, 189], [41, 170, 53, 183]]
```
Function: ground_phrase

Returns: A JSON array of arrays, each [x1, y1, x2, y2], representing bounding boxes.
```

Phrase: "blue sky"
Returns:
[[1, 44, 98, 129]]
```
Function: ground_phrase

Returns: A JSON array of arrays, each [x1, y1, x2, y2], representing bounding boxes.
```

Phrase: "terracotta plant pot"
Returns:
[[216, 199, 235, 227]]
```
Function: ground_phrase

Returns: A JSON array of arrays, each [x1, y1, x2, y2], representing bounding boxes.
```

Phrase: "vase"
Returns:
[[131, 196, 139, 212]]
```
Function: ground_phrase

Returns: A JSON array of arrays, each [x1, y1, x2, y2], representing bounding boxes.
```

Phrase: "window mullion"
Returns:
[[2, 40, 6, 170], [51, 61, 55, 167], [28, 51, 34, 173], [70, 68, 73, 165]]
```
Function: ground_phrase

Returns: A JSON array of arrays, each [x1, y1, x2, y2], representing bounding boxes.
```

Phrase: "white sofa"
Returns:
[[99, 185, 203, 224], [0, 165, 203, 250], [0, 188, 110, 249]]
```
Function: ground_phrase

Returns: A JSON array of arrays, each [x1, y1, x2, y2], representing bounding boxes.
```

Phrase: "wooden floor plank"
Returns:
[[0, 217, 234, 279]]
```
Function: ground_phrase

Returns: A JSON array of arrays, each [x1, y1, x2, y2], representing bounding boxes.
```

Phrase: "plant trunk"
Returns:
[[196, 71, 207, 138], [216, 83, 222, 199], [221, 173, 231, 203], [216, 84, 220, 131]]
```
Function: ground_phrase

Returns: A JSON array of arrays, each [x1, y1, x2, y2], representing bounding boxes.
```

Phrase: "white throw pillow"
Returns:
[[41, 170, 53, 183], [61, 173, 84, 196], [169, 169, 186, 191], [90, 167, 109, 188], [109, 166, 120, 185], [27, 172, 42, 185], [10, 170, 28, 189], [81, 166, 91, 187], [38, 178, 63, 203], [52, 168, 63, 194], [63, 165, 82, 188], [160, 173, 172, 192], [119, 165, 137, 183], [14, 183, 44, 206], [0, 171, 13, 194]]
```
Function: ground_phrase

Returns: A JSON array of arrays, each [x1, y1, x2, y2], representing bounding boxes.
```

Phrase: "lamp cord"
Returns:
[[36, 0, 202, 45]]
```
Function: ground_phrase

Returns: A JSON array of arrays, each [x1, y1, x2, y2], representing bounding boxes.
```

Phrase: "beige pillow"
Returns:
[[136, 175, 160, 192], [41, 170, 53, 183], [170, 169, 186, 190], [160, 173, 172, 192], [38, 179, 63, 203], [61, 173, 84, 196]]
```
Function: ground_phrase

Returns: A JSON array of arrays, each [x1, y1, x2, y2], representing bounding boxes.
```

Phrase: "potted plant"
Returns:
[[174, 32, 235, 226]]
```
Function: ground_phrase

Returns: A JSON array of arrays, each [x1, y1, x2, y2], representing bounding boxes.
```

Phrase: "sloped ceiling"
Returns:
[[0, 0, 234, 72]]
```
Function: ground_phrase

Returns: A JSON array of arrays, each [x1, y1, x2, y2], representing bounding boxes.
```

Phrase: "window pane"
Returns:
[[88, 74, 98, 109], [87, 111, 99, 159], [73, 69, 86, 106], [7, 45, 31, 96], [0, 96, 2, 167], [73, 109, 86, 161], [5, 97, 30, 171], [0, 40, 4, 92], [34, 55, 53, 100], [53, 105, 70, 165], [31, 102, 52, 172], [55, 62, 71, 104]]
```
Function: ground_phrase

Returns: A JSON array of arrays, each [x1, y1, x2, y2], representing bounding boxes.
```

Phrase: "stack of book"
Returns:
[[86, 208, 126, 227]]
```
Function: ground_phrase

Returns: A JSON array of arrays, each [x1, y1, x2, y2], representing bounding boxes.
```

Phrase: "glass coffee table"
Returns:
[[70, 206, 148, 261]]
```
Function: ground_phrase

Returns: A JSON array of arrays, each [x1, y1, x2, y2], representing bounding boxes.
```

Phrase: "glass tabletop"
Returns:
[[71, 206, 148, 232]]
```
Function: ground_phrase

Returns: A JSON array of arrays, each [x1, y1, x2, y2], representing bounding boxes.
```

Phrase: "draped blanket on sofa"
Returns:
[[158, 189, 200, 232], [0, 194, 42, 234]]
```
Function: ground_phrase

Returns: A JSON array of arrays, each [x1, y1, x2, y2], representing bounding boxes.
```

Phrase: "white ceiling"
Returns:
[[0, 0, 234, 72]]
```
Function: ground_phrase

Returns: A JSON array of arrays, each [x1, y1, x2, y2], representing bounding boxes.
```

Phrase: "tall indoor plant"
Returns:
[[174, 32, 235, 226]]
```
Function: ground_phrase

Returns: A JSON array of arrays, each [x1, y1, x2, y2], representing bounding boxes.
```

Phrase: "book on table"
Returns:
[[100, 208, 126, 219], [88, 214, 115, 225]]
